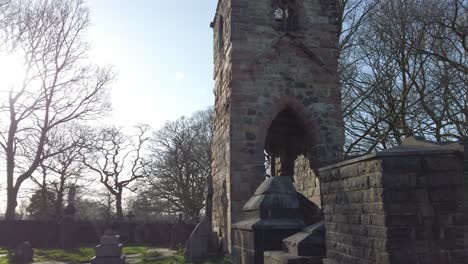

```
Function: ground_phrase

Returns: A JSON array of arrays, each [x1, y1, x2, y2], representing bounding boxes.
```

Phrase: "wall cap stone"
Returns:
[[319, 146, 463, 172]]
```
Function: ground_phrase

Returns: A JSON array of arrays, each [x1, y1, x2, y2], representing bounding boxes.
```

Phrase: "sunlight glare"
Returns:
[[0, 52, 26, 92]]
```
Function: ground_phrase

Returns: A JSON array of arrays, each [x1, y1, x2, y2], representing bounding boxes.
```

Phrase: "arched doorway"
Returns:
[[264, 107, 309, 177], [263, 106, 322, 206]]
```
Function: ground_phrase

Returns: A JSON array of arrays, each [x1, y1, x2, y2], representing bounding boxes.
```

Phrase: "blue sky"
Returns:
[[87, 0, 218, 128], [0, 0, 219, 213]]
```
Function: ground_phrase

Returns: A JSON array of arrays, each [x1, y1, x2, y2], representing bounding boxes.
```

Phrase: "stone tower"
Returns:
[[211, 0, 343, 251]]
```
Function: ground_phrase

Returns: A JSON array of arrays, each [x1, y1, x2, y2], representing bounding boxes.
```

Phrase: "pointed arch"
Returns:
[[257, 96, 321, 173]]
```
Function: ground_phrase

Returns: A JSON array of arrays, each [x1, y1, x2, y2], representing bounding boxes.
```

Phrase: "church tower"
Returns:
[[211, 0, 344, 251]]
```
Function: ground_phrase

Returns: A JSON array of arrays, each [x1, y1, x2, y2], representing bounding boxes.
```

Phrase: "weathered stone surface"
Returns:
[[90, 255, 125, 264], [91, 235, 126, 264], [95, 244, 122, 258], [211, 0, 343, 251], [319, 145, 467, 264], [170, 217, 194, 250], [297, 192, 323, 226], [184, 218, 218, 263], [100, 235, 119, 245], [232, 177, 306, 264], [264, 251, 323, 264], [11, 242, 33, 264], [283, 221, 325, 257]]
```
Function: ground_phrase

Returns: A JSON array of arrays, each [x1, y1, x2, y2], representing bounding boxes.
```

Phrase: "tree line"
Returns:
[[0, 0, 466, 221], [0, 0, 212, 221]]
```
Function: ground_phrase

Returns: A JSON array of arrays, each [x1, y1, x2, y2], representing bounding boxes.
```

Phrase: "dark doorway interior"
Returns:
[[264, 107, 308, 177]]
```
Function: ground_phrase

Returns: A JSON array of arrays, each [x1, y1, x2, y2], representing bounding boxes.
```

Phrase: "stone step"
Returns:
[[264, 251, 323, 264], [282, 221, 326, 257]]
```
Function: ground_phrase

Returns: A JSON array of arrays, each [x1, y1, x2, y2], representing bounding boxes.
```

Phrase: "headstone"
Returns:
[[91, 234, 125, 264], [10, 242, 33, 264], [169, 214, 192, 250], [184, 172, 219, 263], [61, 186, 77, 249], [184, 218, 218, 263]]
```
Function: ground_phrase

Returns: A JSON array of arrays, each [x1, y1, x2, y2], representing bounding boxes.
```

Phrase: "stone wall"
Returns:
[[320, 148, 468, 264], [294, 155, 321, 206], [211, 0, 233, 250], [211, 0, 343, 251], [0, 220, 194, 248], [320, 158, 387, 264]]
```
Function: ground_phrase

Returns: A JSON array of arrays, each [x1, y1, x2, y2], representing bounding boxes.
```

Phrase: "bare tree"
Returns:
[[340, 0, 467, 156], [30, 124, 92, 219], [82, 125, 149, 220], [0, 0, 112, 219], [414, 0, 467, 74], [145, 108, 213, 219]]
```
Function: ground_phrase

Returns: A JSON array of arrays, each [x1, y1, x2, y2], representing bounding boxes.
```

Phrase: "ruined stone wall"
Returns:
[[211, 0, 343, 251], [294, 155, 321, 206], [211, 0, 233, 249], [320, 150, 468, 264]]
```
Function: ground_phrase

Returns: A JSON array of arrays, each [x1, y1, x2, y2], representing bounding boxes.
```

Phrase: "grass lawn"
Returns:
[[33, 246, 155, 263], [0, 246, 231, 264], [34, 247, 95, 263], [0, 247, 8, 264]]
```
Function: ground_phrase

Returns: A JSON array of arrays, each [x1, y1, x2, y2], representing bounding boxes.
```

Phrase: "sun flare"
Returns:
[[0, 52, 26, 92]]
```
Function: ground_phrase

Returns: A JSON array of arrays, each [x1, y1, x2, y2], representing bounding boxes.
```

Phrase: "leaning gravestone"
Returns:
[[91, 231, 126, 264], [10, 242, 33, 264]]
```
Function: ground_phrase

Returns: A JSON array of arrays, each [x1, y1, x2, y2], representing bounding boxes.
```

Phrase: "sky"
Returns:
[[0, 0, 219, 213], [86, 0, 217, 129]]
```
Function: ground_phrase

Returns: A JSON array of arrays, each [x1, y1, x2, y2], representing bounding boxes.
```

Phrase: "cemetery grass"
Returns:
[[33, 246, 154, 263], [0, 247, 231, 264], [34, 247, 95, 263], [0, 247, 8, 264]]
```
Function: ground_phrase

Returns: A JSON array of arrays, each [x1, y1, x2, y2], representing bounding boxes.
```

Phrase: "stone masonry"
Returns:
[[320, 145, 468, 264], [211, 0, 344, 251]]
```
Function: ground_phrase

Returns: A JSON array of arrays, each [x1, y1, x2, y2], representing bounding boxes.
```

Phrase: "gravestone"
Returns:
[[61, 185, 77, 249], [169, 214, 193, 250], [185, 173, 219, 262], [10, 242, 33, 264], [91, 232, 125, 264]]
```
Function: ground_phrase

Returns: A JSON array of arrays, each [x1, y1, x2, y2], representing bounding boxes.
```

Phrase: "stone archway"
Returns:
[[263, 105, 322, 205], [264, 107, 309, 177]]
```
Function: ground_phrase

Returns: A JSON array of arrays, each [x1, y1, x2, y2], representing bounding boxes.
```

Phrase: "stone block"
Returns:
[[423, 155, 462, 171], [264, 251, 323, 264], [100, 235, 119, 245], [370, 215, 386, 226], [368, 172, 384, 188], [95, 244, 123, 257], [283, 221, 325, 257], [90, 255, 126, 264], [382, 157, 421, 172]]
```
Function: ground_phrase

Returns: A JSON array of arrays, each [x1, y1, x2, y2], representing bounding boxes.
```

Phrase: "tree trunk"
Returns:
[[115, 192, 123, 220], [56, 193, 63, 220], [5, 187, 19, 220]]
